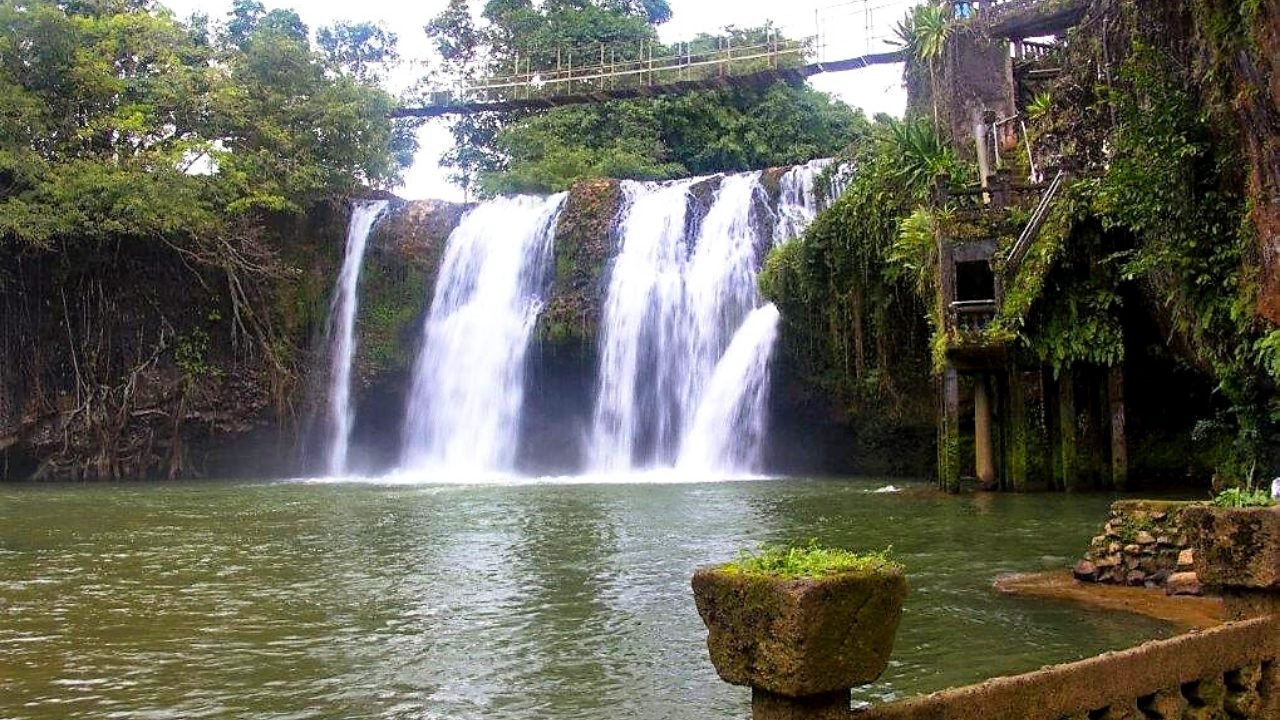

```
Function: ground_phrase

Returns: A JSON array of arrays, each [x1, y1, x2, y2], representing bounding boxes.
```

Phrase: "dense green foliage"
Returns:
[[0, 0, 415, 479], [425, 0, 864, 194], [760, 117, 961, 415], [0, 0, 414, 248], [1211, 487, 1276, 509], [725, 541, 899, 578], [1092, 43, 1277, 487], [1019, 35, 1279, 486], [765, 0, 1277, 490]]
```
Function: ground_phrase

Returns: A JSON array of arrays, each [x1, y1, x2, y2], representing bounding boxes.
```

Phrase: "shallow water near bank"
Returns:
[[1, 478, 1173, 719]]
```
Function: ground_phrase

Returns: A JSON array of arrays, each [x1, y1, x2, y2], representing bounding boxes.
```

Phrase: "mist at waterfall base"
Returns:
[[323, 162, 839, 484]]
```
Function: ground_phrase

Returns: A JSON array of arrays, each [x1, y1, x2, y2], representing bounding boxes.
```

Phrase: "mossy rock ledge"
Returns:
[[356, 198, 468, 381], [691, 565, 907, 698], [538, 178, 623, 345]]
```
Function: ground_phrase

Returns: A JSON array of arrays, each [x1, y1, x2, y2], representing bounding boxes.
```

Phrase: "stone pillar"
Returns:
[[974, 376, 996, 489], [1057, 366, 1078, 492], [1108, 365, 1128, 491], [1005, 367, 1028, 492], [752, 689, 849, 720], [1184, 506, 1280, 717], [939, 367, 961, 494]]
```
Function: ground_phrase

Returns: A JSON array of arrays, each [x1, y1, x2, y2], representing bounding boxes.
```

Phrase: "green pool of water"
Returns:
[[0, 478, 1172, 719]]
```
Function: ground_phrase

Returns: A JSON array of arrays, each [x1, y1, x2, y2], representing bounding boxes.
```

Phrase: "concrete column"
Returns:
[[1184, 505, 1280, 718], [974, 376, 996, 489], [939, 367, 961, 493], [693, 563, 907, 720], [752, 689, 850, 720], [1058, 366, 1078, 492], [1108, 365, 1128, 491], [1006, 368, 1028, 492]]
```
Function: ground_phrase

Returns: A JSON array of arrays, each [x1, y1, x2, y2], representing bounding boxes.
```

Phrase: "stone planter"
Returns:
[[1183, 505, 1280, 618], [691, 564, 908, 701]]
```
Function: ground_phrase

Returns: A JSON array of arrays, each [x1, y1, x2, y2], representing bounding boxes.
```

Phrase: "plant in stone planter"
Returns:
[[691, 543, 906, 719]]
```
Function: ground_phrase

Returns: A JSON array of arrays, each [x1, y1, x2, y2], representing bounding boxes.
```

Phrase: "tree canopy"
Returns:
[[0, 0, 416, 249]]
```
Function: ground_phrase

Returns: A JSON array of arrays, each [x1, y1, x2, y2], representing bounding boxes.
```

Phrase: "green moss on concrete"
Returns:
[[692, 559, 908, 696]]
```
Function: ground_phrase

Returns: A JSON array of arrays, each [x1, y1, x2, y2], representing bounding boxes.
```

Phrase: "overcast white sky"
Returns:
[[160, 0, 912, 200]]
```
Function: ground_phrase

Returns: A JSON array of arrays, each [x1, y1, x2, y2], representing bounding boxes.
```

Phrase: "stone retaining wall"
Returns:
[[1072, 500, 1201, 595]]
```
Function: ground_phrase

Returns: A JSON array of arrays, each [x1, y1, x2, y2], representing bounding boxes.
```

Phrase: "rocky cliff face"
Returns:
[[0, 204, 348, 481]]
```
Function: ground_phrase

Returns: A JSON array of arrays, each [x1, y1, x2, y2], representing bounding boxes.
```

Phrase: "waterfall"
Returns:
[[773, 158, 831, 243], [326, 200, 388, 476], [589, 172, 773, 474], [677, 303, 781, 474], [400, 194, 567, 474], [589, 179, 698, 471]]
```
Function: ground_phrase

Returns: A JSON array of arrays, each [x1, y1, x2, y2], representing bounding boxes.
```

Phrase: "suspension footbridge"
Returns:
[[392, 0, 924, 118]]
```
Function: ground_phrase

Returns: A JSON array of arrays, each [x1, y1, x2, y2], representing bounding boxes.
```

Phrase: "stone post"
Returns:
[[1184, 505, 1280, 718], [692, 564, 908, 720], [1057, 365, 1078, 491], [939, 367, 961, 494], [974, 376, 996, 489], [1005, 367, 1028, 492]]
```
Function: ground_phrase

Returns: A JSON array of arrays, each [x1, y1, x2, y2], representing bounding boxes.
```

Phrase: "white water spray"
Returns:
[[326, 200, 388, 476], [400, 194, 567, 473]]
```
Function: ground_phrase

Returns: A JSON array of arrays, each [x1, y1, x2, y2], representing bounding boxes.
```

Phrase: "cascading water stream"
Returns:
[[589, 179, 698, 471], [400, 194, 566, 474], [680, 173, 768, 435], [589, 172, 775, 474], [773, 158, 831, 243], [325, 200, 388, 476], [677, 303, 781, 474]]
